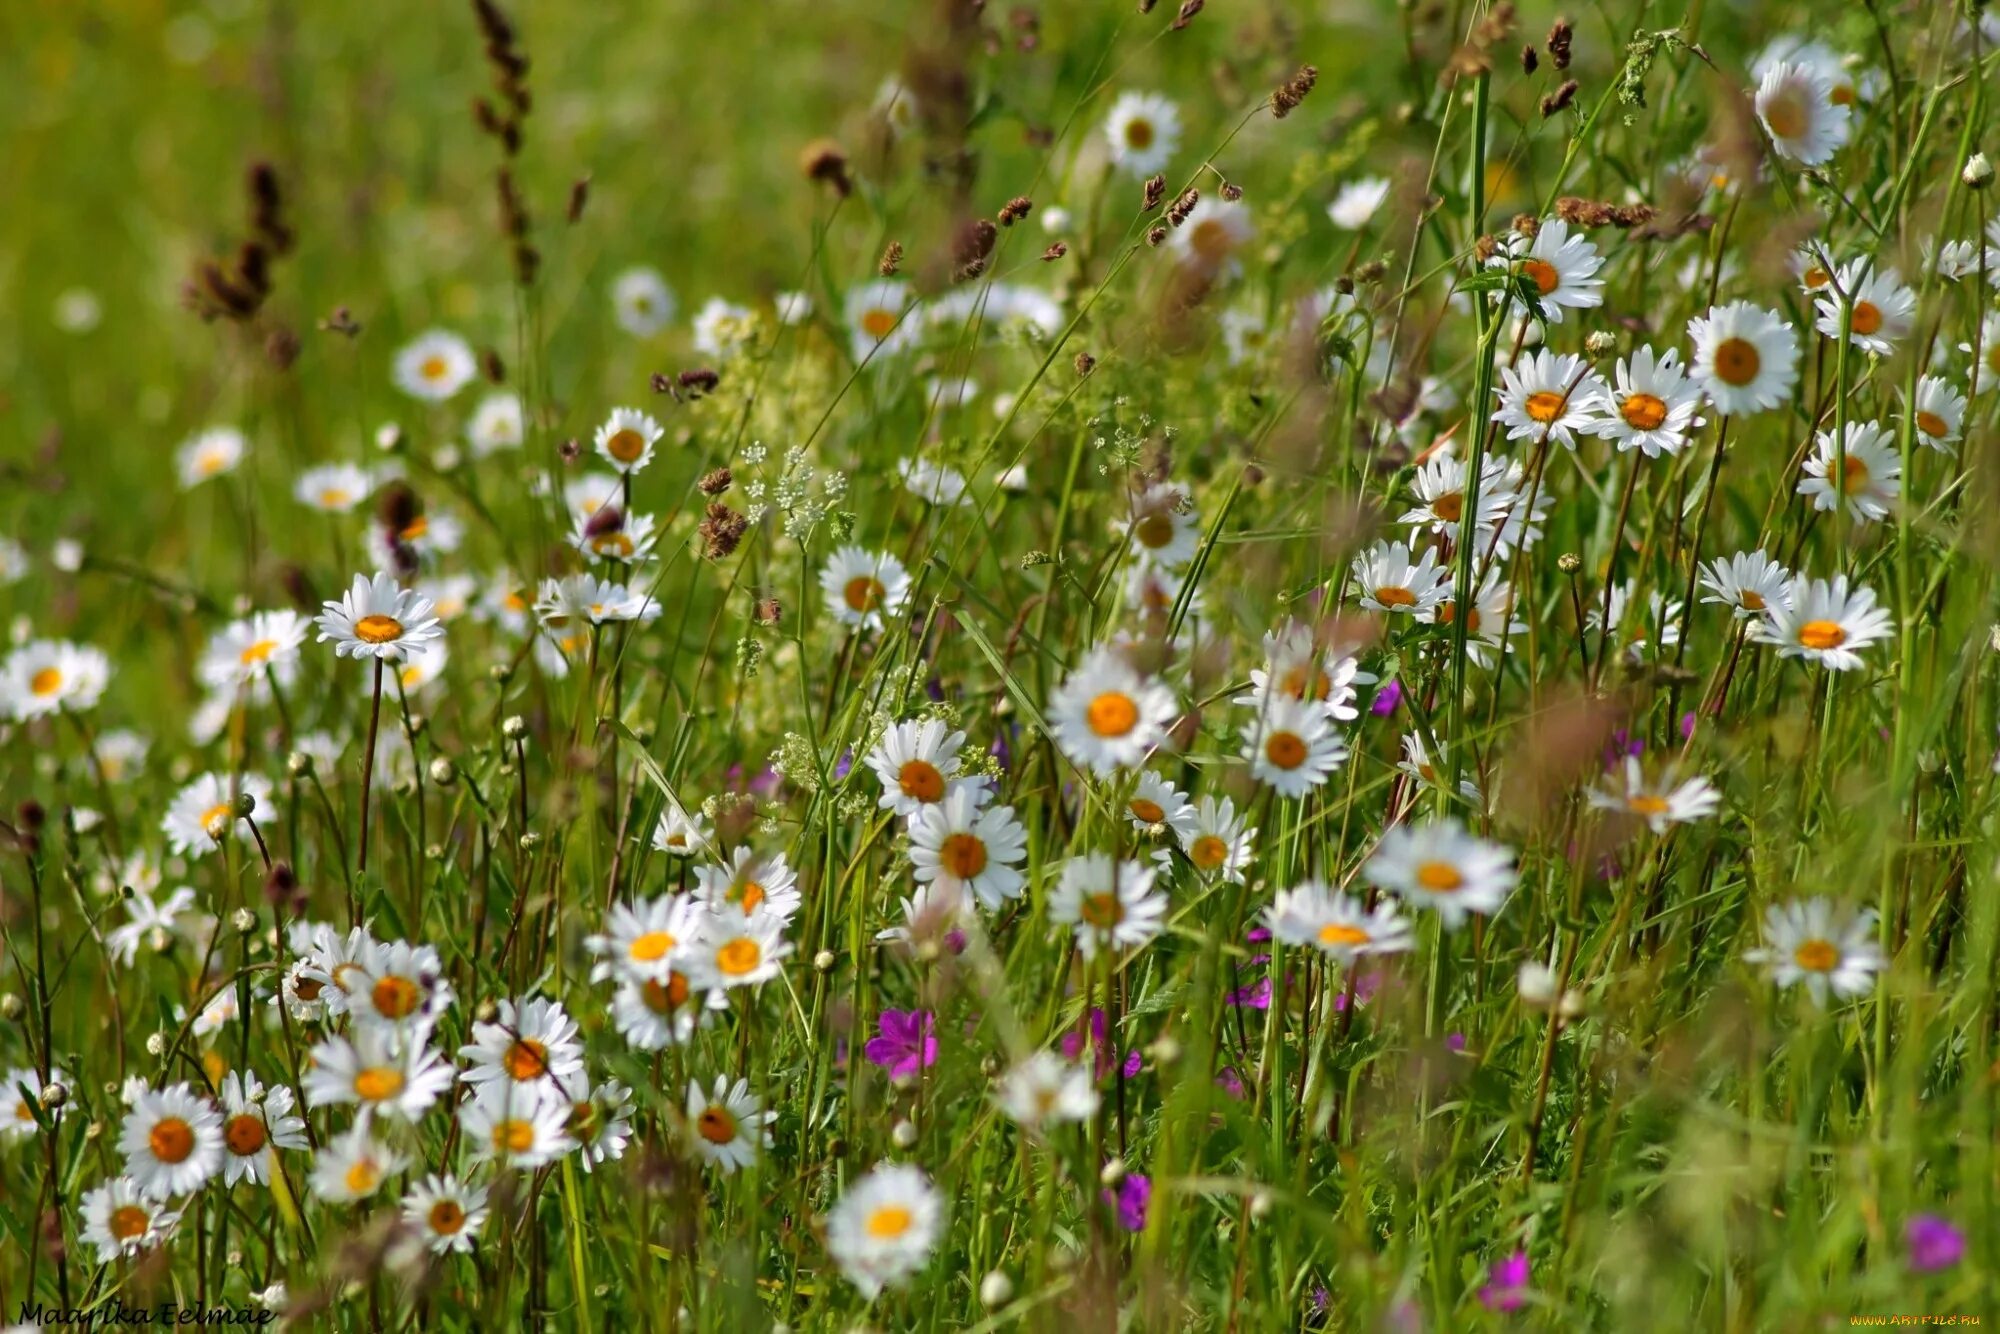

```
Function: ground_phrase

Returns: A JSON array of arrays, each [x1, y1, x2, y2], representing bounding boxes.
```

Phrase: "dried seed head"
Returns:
[[879, 240, 905, 277], [800, 139, 853, 196], [1166, 187, 1200, 227], [1146, 224, 1169, 247], [697, 467, 733, 496], [1540, 79, 1580, 118], [566, 176, 590, 224], [558, 437, 582, 464], [998, 195, 1033, 225], [1521, 44, 1539, 74], [1219, 180, 1243, 202], [953, 217, 1000, 281], [679, 367, 720, 398], [699, 502, 749, 560], [755, 597, 782, 626], [1142, 174, 1167, 211], [1547, 18, 1573, 70], [1269, 64, 1318, 118], [1041, 241, 1067, 261], [1073, 351, 1096, 377], [480, 347, 506, 384], [1170, 0, 1203, 29]]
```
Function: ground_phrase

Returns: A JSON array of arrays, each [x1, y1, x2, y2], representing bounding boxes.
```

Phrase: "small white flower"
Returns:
[[1265, 882, 1415, 960], [392, 329, 477, 402], [612, 267, 677, 336], [120, 1082, 224, 1197], [819, 546, 912, 632], [1047, 647, 1179, 776], [1327, 177, 1391, 229], [1744, 898, 1882, 1005], [1753, 574, 1894, 671], [1688, 302, 1799, 416], [315, 572, 446, 661], [994, 1053, 1099, 1133], [1586, 756, 1721, 833], [683, 1076, 773, 1173], [1365, 819, 1516, 929], [1798, 420, 1899, 523], [175, 427, 247, 489], [1103, 90, 1180, 177], [826, 1163, 945, 1298], [1049, 853, 1165, 959]]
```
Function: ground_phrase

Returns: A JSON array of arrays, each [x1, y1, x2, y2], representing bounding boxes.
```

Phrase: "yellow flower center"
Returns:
[[696, 1106, 738, 1145], [503, 1039, 550, 1081], [843, 576, 886, 613], [591, 533, 637, 558], [354, 1067, 406, 1102], [629, 931, 676, 963], [1837, 453, 1869, 493], [643, 973, 692, 1013], [716, 938, 763, 976], [1739, 590, 1766, 611], [354, 614, 404, 644], [1793, 938, 1839, 972], [1189, 834, 1227, 870], [224, 1112, 267, 1156], [939, 832, 989, 879], [371, 975, 423, 1020], [1079, 891, 1124, 929], [1264, 731, 1308, 771], [1625, 794, 1671, 817], [860, 308, 898, 339], [1414, 861, 1464, 892], [319, 487, 351, 507], [1802, 265, 1829, 289], [866, 1204, 914, 1238], [239, 638, 278, 666], [1797, 619, 1847, 650], [493, 1119, 536, 1154], [1430, 492, 1464, 523], [1524, 390, 1567, 423], [201, 801, 234, 838], [148, 1117, 196, 1164], [1374, 585, 1416, 608], [344, 1160, 381, 1195], [1317, 923, 1370, 948], [1086, 691, 1140, 738], [1712, 337, 1761, 387], [29, 667, 62, 696], [1620, 393, 1668, 431], [420, 355, 449, 381], [898, 759, 945, 803]]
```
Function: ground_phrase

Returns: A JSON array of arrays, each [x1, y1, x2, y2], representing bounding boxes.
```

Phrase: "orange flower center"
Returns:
[[1133, 512, 1177, 549], [1430, 492, 1463, 523], [1079, 891, 1124, 929], [1915, 411, 1948, 439], [1837, 454, 1869, 492], [420, 355, 449, 381], [1739, 590, 1766, 611], [1625, 794, 1671, 817], [109, 1204, 151, 1241], [238, 639, 278, 666], [503, 1039, 550, 1081], [1524, 390, 1567, 423], [1123, 118, 1154, 149], [1762, 90, 1807, 140], [898, 759, 945, 803], [224, 1112, 267, 1156], [697, 1106, 738, 1144], [1189, 219, 1233, 262], [429, 1200, 467, 1234], [354, 1067, 406, 1102], [1849, 301, 1882, 336], [29, 667, 62, 696], [1620, 393, 1668, 431], [1521, 257, 1560, 295], [1189, 834, 1228, 870], [354, 614, 404, 644], [1374, 585, 1416, 608], [1128, 798, 1165, 824], [148, 1117, 196, 1164], [371, 975, 423, 1020], [605, 428, 647, 463], [939, 832, 989, 879], [1264, 731, 1308, 770], [860, 308, 898, 339], [629, 931, 676, 963], [1414, 861, 1464, 892], [1797, 619, 1847, 650], [866, 1204, 914, 1238], [643, 973, 692, 1013], [843, 576, 886, 613], [1793, 939, 1839, 972], [1317, 923, 1370, 947], [1086, 691, 1140, 738], [1712, 337, 1760, 387], [493, 1119, 536, 1154], [344, 1160, 381, 1195], [716, 938, 762, 976]]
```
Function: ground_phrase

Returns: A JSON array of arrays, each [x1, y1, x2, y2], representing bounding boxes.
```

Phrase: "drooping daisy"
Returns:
[[294, 462, 373, 513], [1122, 769, 1198, 842], [1265, 883, 1415, 961], [120, 1082, 224, 1197], [1327, 176, 1391, 230], [161, 772, 273, 858], [200, 609, 309, 691], [865, 717, 976, 819], [586, 893, 704, 984], [569, 507, 662, 566], [460, 997, 587, 1100], [80, 1177, 181, 1263], [683, 1076, 773, 1173], [216, 1071, 308, 1187], [1172, 197, 1255, 278], [1420, 570, 1519, 667], [820, 546, 911, 632], [1352, 540, 1449, 616], [1751, 36, 1872, 109], [695, 845, 802, 923], [1813, 261, 1915, 356], [345, 938, 454, 1033], [1743, 898, 1883, 1005], [296, 923, 377, 1016], [1754, 574, 1894, 670], [1589, 345, 1705, 457], [1906, 376, 1966, 452], [682, 908, 793, 990], [1490, 218, 1604, 324], [304, 1027, 455, 1120], [908, 788, 1028, 911], [1755, 60, 1850, 165], [1237, 620, 1365, 721], [593, 406, 664, 474], [403, 1174, 490, 1254], [1398, 732, 1483, 805], [1698, 550, 1792, 619], [611, 969, 727, 1049], [898, 455, 972, 507], [1688, 302, 1799, 416], [310, 1125, 406, 1203], [2, 640, 111, 720], [612, 266, 677, 336], [691, 296, 756, 361], [1799, 420, 1899, 523], [1790, 244, 1838, 296], [1048, 647, 1179, 776], [994, 1053, 1099, 1133], [1923, 238, 1982, 283], [0, 1066, 65, 1141], [1103, 90, 1180, 177], [1493, 349, 1604, 448], [1124, 482, 1199, 568], [846, 280, 920, 361], [392, 329, 477, 402], [1180, 794, 1256, 882], [1400, 449, 1516, 546], [176, 426, 247, 488], [874, 76, 920, 136], [1587, 757, 1722, 834], [461, 1084, 576, 1170], [1366, 818, 1516, 929], [1049, 854, 1166, 959], [826, 1163, 946, 1298], [566, 1077, 634, 1173], [315, 572, 445, 661], [1587, 581, 1684, 659], [1241, 696, 1348, 798]]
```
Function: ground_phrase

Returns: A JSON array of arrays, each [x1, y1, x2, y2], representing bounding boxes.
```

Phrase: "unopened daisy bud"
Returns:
[[519, 831, 540, 851], [891, 1119, 919, 1149], [488, 662, 512, 683], [1966, 153, 1994, 190], [979, 1271, 1015, 1309], [232, 908, 257, 933], [1249, 1190, 1272, 1220], [1584, 330, 1616, 358], [40, 1081, 67, 1111], [502, 715, 528, 741], [375, 422, 403, 452], [285, 750, 312, 777], [1517, 962, 1559, 1008], [812, 949, 836, 973], [428, 757, 458, 787], [233, 791, 258, 818], [979, 1054, 1003, 1078], [1099, 1158, 1127, 1187], [145, 1032, 167, 1057], [1144, 1034, 1181, 1065], [0, 994, 22, 1021], [474, 998, 500, 1024], [1557, 552, 1581, 574]]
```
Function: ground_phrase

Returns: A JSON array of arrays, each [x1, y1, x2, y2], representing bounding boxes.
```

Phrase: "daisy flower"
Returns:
[[1219, 306, 1270, 364], [459, 997, 586, 1100], [820, 546, 911, 631], [1587, 581, 1684, 659], [1687, 302, 1799, 415], [695, 845, 802, 923], [1813, 261, 1915, 355], [1049, 854, 1166, 959], [652, 803, 713, 858], [175, 426, 247, 488], [1744, 898, 1883, 1005], [586, 893, 704, 984], [593, 406, 664, 473], [1401, 449, 1515, 545], [0, 1066, 65, 1141], [466, 392, 525, 456], [611, 266, 676, 336], [304, 1028, 455, 1120], [1122, 769, 1197, 841], [1047, 647, 1179, 776], [1962, 312, 2000, 396], [392, 329, 477, 401], [294, 462, 373, 512], [684, 1076, 773, 1173], [1906, 376, 1966, 452], [120, 1082, 224, 1197], [403, 1174, 490, 1254], [1799, 420, 1899, 523], [199, 610, 308, 690], [566, 1078, 634, 1172], [161, 772, 273, 858], [315, 572, 445, 661], [908, 788, 1028, 911], [1352, 540, 1449, 615], [535, 572, 656, 628], [874, 76, 920, 136], [775, 289, 814, 324], [995, 1053, 1100, 1135], [1590, 345, 1705, 456], [1103, 90, 1180, 176], [1399, 732, 1483, 805], [1124, 482, 1198, 568], [216, 1072, 308, 1187], [1241, 695, 1349, 798], [1698, 549, 1792, 618], [898, 456, 971, 507], [845, 280, 919, 361], [1264, 882, 1415, 961], [1587, 757, 1721, 833], [1420, 571, 1519, 667], [1756, 60, 1850, 165], [461, 1084, 576, 1170], [1923, 238, 1981, 283], [2, 640, 111, 720], [1171, 197, 1254, 278], [1237, 620, 1365, 721], [310, 1126, 406, 1203], [1791, 245, 1838, 296], [1754, 574, 1894, 670], [1490, 218, 1604, 324], [1493, 348, 1604, 447], [611, 970, 727, 1049], [1327, 176, 1391, 229], [80, 1177, 181, 1263], [684, 911, 793, 990], [345, 938, 454, 1032], [826, 1163, 946, 1298], [691, 296, 756, 361], [864, 717, 973, 819], [569, 507, 661, 565], [1180, 794, 1256, 882], [1366, 818, 1516, 929], [564, 472, 625, 524]]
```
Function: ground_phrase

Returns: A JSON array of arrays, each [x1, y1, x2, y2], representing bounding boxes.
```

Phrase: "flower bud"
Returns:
[[891, 1119, 918, 1149], [1965, 152, 1993, 190], [428, 757, 458, 786], [979, 1271, 1015, 1308], [285, 750, 313, 777], [502, 715, 528, 741]]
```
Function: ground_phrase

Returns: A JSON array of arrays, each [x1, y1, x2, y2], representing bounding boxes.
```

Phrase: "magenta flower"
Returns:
[[1061, 1008, 1141, 1080], [862, 1009, 937, 1079], [1478, 1251, 1530, 1312], [1371, 679, 1403, 716], [1101, 1171, 1150, 1231], [1906, 1214, 1966, 1273]]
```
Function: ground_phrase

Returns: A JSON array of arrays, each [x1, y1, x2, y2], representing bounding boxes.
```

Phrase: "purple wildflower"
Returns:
[[1906, 1214, 1966, 1273], [1101, 1171, 1150, 1231], [1371, 679, 1403, 716], [1477, 1250, 1530, 1312], [1061, 1008, 1141, 1080], [862, 1009, 937, 1079]]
